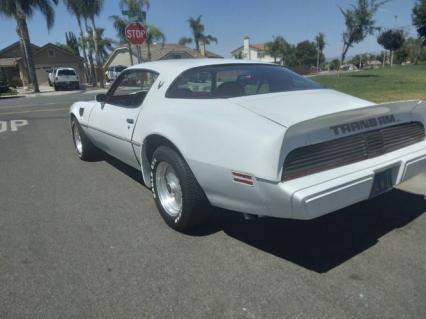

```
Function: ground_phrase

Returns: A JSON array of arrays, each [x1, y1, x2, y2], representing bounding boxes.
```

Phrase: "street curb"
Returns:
[[0, 95, 23, 100]]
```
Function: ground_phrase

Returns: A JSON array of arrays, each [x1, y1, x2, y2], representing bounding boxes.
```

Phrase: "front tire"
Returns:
[[151, 146, 212, 232], [71, 117, 99, 161]]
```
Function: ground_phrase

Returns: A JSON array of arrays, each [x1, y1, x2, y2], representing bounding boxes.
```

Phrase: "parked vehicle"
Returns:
[[70, 59, 426, 232], [0, 80, 8, 93], [51, 68, 80, 91], [106, 65, 127, 82]]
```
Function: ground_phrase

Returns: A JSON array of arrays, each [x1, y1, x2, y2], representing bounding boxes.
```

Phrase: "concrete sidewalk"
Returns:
[[16, 84, 106, 98]]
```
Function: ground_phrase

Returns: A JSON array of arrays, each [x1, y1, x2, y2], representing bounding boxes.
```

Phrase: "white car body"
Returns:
[[70, 59, 426, 220]]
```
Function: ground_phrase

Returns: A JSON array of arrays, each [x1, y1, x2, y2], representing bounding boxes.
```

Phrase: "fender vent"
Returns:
[[283, 122, 425, 181]]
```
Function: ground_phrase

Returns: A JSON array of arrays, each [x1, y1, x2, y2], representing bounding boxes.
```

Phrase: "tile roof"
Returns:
[[131, 43, 223, 61]]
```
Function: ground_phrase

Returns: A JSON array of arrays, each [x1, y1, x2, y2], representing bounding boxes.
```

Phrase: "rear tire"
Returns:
[[151, 146, 212, 232], [71, 117, 99, 161]]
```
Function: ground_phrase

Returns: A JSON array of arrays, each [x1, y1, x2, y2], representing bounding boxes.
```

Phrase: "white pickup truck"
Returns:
[[49, 67, 80, 91]]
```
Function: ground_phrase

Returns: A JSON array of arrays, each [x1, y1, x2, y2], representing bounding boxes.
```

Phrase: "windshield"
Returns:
[[166, 64, 321, 99], [58, 69, 76, 76], [115, 66, 127, 72]]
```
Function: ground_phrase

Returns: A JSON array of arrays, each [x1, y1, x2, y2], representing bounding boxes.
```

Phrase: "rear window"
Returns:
[[58, 69, 76, 76], [166, 64, 321, 99]]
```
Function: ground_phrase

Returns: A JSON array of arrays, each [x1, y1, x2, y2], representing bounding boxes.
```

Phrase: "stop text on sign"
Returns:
[[125, 22, 147, 45]]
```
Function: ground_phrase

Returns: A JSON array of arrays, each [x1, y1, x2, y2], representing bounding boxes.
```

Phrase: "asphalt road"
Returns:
[[0, 92, 425, 319]]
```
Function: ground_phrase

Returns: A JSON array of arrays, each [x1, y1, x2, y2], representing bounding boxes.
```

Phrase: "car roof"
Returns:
[[126, 59, 273, 78]]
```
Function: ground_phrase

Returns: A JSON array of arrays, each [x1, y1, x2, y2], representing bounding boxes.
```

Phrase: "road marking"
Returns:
[[0, 102, 57, 110], [0, 120, 29, 133], [0, 107, 68, 116], [10, 120, 28, 131]]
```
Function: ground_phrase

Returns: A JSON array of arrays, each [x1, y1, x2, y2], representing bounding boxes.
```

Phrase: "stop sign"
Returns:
[[125, 22, 147, 45]]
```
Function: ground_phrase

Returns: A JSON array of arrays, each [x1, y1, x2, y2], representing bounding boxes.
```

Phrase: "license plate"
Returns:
[[370, 168, 394, 198]]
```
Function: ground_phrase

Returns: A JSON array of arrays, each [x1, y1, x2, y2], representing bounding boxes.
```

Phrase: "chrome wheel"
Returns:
[[155, 161, 183, 217], [72, 122, 83, 155]]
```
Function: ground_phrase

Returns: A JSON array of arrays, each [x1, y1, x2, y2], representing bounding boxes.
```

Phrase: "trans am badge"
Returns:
[[330, 115, 396, 136]]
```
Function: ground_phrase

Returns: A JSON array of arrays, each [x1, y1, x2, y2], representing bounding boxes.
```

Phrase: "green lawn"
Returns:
[[313, 64, 426, 103]]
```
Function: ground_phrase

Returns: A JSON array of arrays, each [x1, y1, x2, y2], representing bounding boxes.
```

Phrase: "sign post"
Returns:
[[125, 22, 147, 64]]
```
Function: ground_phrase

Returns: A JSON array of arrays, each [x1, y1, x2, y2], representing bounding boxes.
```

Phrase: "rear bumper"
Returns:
[[55, 81, 79, 88], [255, 141, 426, 220]]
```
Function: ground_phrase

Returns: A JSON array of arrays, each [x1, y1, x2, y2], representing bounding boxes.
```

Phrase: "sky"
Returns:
[[0, 0, 420, 59]]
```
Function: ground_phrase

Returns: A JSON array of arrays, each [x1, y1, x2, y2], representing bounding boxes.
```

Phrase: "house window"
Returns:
[[47, 49, 56, 58]]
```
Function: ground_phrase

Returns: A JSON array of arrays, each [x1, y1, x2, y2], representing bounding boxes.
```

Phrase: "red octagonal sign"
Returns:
[[125, 22, 147, 45]]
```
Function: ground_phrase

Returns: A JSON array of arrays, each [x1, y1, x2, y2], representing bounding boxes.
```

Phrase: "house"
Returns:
[[0, 41, 84, 87], [231, 37, 275, 63], [103, 43, 223, 71]]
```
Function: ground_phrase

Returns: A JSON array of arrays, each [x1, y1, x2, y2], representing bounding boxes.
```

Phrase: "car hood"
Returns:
[[231, 89, 374, 127]]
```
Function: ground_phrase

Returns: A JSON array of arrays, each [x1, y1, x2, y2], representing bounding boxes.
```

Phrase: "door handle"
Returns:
[[126, 118, 134, 124]]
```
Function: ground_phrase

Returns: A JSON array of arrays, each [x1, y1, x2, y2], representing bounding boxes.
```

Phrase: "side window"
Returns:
[[167, 70, 213, 98], [107, 70, 158, 107]]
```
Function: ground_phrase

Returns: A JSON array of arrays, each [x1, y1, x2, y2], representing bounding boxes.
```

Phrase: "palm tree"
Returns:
[[178, 37, 193, 46], [91, 28, 115, 63], [82, 17, 97, 86], [65, 31, 80, 56], [63, 0, 91, 83], [315, 33, 326, 71], [110, 15, 134, 65], [145, 25, 165, 61], [199, 34, 217, 54], [265, 37, 283, 63], [265, 36, 294, 65], [110, 0, 150, 65], [0, 0, 58, 93], [81, 0, 105, 87], [186, 15, 217, 53]]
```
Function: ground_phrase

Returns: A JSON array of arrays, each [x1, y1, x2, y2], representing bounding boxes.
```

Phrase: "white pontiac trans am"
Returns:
[[70, 59, 426, 231]]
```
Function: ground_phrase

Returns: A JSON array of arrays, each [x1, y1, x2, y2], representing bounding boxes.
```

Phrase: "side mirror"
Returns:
[[95, 93, 107, 103]]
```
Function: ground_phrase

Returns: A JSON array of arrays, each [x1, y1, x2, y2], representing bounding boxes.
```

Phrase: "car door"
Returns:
[[88, 69, 158, 168]]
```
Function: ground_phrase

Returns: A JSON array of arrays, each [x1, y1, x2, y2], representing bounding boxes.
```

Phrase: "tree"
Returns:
[[81, 0, 105, 88], [265, 37, 283, 63], [377, 29, 405, 66], [0, 0, 59, 93], [64, 0, 91, 83], [329, 59, 341, 71], [66, 31, 81, 56], [89, 28, 114, 63], [145, 25, 165, 61], [110, 0, 150, 66], [397, 37, 425, 64], [413, 0, 426, 44], [315, 33, 326, 71], [265, 36, 295, 65], [340, 0, 389, 66], [178, 37, 193, 46], [186, 15, 217, 53], [295, 40, 318, 67]]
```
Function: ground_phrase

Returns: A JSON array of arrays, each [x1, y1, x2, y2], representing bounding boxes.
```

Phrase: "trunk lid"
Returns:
[[232, 89, 374, 127]]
